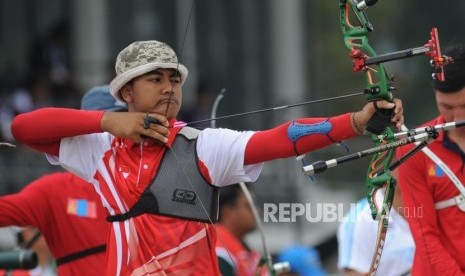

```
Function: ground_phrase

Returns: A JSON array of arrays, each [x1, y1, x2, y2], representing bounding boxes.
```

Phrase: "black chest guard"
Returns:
[[107, 127, 219, 223]]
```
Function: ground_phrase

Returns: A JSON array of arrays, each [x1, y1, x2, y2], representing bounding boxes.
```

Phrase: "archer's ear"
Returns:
[[120, 85, 133, 103]]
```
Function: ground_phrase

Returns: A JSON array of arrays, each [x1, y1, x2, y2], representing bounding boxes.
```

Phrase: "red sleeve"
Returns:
[[0, 176, 52, 228], [396, 145, 463, 275], [11, 108, 104, 156], [245, 113, 355, 164]]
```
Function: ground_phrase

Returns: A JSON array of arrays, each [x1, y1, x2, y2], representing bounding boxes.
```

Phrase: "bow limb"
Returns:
[[210, 90, 282, 276], [238, 182, 275, 276], [210, 89, 225, 129], [340, 1, 396, 275]]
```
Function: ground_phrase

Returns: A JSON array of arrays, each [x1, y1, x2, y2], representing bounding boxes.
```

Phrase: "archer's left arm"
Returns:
[[244, 99, 403, 164]]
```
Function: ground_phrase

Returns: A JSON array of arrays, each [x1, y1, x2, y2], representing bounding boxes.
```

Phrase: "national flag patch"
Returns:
[[119, 165, 130, 179], [67, 198, 97, 218], [428, 164, 445, 177]]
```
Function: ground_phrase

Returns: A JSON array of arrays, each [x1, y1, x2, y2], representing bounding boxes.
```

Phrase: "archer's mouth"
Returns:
[[158, 98, 179, 105]]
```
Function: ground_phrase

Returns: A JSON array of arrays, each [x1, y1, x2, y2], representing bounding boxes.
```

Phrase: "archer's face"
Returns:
[[234, 192, 257, 233], [121, 68, 183, 119], [435, 87, 465, 136]]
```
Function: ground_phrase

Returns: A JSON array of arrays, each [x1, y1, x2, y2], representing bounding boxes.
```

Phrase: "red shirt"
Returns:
[[397, 116, 465, 275], [0, 172, 108, 276]]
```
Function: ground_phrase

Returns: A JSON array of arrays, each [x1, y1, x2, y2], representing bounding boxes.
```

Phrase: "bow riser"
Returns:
[[340, 0, 395, 221], [340, 1, 396, 274]]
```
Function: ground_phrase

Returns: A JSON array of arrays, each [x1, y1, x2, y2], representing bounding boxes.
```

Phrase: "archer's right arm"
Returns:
[[11, 108, 170, 155], [11, 108, 104, 156]]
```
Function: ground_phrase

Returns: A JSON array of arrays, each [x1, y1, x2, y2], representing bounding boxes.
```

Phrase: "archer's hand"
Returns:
[[101, 112, 170, 143], [353, 99, 404, 134]]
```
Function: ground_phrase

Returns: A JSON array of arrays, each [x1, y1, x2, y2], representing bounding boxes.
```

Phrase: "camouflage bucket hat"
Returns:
[[109, 40, 188, 101]]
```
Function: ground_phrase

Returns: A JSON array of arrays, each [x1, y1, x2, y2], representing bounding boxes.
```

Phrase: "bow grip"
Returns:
[[365, 103, 394, 135]]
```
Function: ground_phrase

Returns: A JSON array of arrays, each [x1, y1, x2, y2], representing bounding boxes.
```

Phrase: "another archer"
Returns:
[[11, 40, 403, 276], [397, 45, 465, 275], [215, 183, 263, 276]]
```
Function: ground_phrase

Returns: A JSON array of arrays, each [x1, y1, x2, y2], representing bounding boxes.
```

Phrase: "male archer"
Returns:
[[12, 40, 404, 275], [397, 45, 465, 275]]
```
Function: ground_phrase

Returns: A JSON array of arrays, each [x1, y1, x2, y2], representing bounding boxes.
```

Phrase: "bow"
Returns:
[[338, 1, 451, 274], [339, 2, 397, 273]]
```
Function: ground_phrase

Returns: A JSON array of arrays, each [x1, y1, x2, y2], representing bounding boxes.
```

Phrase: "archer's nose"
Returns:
[[161, 80, 174, 95], [453, 108, 465, 122]]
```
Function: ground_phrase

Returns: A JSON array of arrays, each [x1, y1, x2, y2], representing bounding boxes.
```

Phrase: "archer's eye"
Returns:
[[442, 105, 454, 111], [170, 77, 181, 84], [149, 77, 161, 83]]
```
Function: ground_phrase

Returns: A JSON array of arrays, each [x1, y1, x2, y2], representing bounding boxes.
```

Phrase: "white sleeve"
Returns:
[[338, 201, 377, 273], [46, 133, 112, 182], [196, 128, 264, 187]]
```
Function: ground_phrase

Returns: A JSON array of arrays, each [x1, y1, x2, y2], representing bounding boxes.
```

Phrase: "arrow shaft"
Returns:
[[392, 120, 465, 139]]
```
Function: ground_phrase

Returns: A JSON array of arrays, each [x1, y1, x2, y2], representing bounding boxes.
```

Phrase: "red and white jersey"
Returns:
[[397, 116, 465, 275], [47, 126, 263, 276]]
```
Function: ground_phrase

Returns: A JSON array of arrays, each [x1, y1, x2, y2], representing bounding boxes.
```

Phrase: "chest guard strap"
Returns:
[[107, 127, 219, 223]]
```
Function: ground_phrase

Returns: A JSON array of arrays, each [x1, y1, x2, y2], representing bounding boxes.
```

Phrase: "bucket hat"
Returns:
[[109, 40, 188, 101]]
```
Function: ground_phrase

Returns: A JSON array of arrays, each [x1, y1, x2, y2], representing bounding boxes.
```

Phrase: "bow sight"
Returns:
[[349, 28, 453, 82]]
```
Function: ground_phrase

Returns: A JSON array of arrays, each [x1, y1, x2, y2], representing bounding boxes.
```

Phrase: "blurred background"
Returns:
[[0, 0, 464, 273]]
